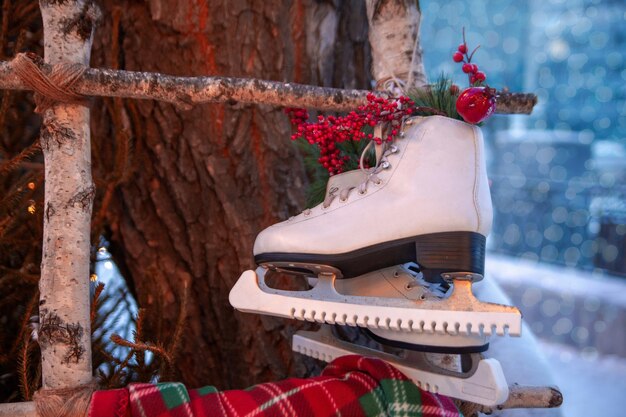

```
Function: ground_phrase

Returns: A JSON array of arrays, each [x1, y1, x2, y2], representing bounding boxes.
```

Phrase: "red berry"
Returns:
[[458, 44, 467, 54], [475, 71, 486, 82], [470, 75, 477, 84], [462, 63, 473, 73], [453, 52, 464, 62], [471, 64, 478, 73], [456, 87, 496, 124], [285, 94, 414, 174]]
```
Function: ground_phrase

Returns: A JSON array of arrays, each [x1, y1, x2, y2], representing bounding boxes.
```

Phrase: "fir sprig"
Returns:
[[408, 75, 463, 121]]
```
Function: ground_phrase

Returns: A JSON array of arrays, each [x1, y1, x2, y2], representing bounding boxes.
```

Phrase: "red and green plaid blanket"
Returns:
[[89, 355, 462, 417]]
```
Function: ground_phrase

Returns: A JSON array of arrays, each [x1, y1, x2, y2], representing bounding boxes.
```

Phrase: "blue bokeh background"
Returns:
[[421, 1, 625, 415]]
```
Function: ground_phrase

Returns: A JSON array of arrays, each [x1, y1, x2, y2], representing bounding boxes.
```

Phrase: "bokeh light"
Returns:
[[422, 0, 625, 414]]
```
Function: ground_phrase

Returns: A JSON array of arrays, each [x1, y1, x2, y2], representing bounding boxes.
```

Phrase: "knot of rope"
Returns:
[[374, 76, 410, 100], [32, 379, 98, 417], [12, 52, 89, 114]]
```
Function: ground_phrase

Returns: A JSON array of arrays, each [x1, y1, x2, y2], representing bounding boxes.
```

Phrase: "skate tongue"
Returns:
[[374, 124, 385, 163], [323, 170, 367, 205]]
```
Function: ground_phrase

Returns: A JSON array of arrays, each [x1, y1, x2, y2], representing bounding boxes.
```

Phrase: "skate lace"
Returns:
[[310, 143, 395, 212], [356, 140, 396, 194], [301, 122, 403, 216]]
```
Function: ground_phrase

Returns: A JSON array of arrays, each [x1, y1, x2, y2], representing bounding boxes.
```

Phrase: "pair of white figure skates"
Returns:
[[230, 115, 522, 406]]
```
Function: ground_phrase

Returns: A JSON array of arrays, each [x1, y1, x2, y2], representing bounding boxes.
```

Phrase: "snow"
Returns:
[[488, 254, 626, 416], [541, 341, 626, 417]]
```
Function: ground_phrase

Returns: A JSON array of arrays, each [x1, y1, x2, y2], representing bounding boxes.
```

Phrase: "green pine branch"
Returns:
[[408, 75, 463, 121]]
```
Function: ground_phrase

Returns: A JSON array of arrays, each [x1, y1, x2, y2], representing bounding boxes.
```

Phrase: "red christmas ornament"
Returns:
[[456, 87, 496, 124]]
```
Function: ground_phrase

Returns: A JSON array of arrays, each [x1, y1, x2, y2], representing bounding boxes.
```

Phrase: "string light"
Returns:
[[90, 273, 98, 282]]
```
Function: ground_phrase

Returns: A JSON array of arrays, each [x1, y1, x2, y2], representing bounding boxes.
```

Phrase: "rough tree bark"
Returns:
[[37, 0, 96, 390], [91, 0, 373, 388]]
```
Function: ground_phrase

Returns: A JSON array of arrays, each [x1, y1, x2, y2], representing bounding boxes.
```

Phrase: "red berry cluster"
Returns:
[[285, 94, 414, 175], [452, 30, 486, 85]]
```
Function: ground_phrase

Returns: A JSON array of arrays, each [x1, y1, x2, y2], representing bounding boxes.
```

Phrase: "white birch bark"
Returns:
[[0, 59, 538, 113], [366, 0, 427, 89], [0, 402, 36, 417], [37, 0, 96, 389]]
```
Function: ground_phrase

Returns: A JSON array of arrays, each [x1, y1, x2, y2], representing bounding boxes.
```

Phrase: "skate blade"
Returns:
[[229, 269, 522, 337], [293, 327, 509, 406]]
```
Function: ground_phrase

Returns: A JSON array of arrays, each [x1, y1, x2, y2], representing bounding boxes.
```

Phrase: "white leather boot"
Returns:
[[254, 115, 493, 282], [231, 116, 523, 406]]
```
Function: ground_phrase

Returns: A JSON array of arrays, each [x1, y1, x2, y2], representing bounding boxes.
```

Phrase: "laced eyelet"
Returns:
[[389, 145, 398, 153], [399, 132, 405, 138], [381, 161, 391, 169]]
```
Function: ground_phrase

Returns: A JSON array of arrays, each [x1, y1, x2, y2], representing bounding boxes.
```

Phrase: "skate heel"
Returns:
[[414, 232, 486, 283]]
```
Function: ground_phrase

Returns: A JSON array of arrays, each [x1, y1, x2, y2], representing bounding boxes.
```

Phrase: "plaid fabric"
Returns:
[[89, 355, 462, 417]]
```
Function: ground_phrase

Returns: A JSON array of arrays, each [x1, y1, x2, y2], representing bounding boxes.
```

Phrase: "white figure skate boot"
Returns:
[[230, 115, 522, 406], [232, 115, 521, 334], [253, 115, 492, 282]]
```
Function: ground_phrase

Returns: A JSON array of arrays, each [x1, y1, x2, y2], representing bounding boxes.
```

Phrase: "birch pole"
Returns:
[[366, 0, 427, 89], [37, 0, 97, 390]]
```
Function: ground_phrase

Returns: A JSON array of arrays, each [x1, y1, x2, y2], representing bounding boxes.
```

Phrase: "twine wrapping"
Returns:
[[12, 52, 88, 113], [33, 380, 98, 417]]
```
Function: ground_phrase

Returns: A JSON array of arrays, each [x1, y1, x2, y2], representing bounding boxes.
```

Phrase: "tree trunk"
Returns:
[[91, 0, 372, 388]]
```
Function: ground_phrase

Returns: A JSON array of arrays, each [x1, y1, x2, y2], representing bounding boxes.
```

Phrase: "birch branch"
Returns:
[[0, 401, 35, 417], [459, 385, 564, 416], [493, 385, 563, 410], [0, 59, 536, 114]]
